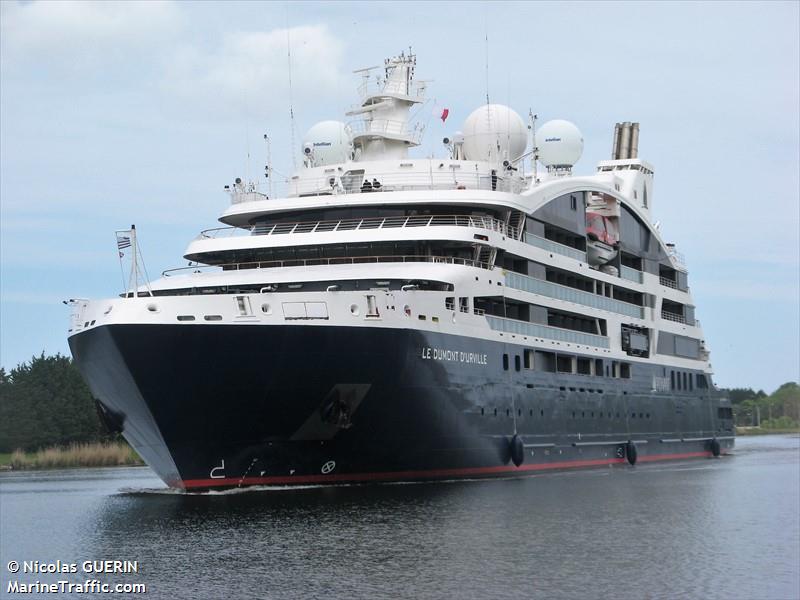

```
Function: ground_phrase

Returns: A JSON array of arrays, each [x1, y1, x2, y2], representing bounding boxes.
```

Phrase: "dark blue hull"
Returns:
[[68, 324, 734, 489]]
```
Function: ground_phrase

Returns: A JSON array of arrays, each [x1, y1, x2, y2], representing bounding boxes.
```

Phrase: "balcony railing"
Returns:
[[286, 168, 526, 198], [486, 315, 610, 349], [524, 233, 587, 262], [505, 272, 645, 319], [620, 265, 644, 284], [162, 254, 491, 277], [197, 215, 520, 241], [661, 310, 686, 324], [659, 276, 678, 289]]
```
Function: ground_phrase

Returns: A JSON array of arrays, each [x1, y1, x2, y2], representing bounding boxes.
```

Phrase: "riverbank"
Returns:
[[736, 426, 800, 436], [0, 442, 144, 470]]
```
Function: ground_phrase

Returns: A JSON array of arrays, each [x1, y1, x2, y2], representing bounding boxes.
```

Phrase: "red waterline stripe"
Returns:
[[181, 451, 713, 489]]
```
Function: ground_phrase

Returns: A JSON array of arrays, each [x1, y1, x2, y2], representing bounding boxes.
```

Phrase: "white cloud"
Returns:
[[162, 25, 346, 116], [0, 0, 181, 70]]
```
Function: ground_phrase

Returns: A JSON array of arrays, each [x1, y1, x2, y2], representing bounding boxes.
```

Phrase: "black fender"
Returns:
[[710, 438, 721, 457], [626, 441, 638, 466], [510, 434, 525, 467]]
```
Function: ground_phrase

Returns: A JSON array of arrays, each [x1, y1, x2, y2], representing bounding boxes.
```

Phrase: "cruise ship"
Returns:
[[67, 52, 734, 490]]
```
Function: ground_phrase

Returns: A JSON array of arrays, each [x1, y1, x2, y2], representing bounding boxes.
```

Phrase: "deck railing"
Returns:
[[661, 310, 687, 324], [163, 254, 491, 277], [228, 165, 526, 202], [286, 169, 526, 198], [523, 233, 587, 262], [659, 276, 678, 289], [620, 265, 644, 284], [486, 315, 610, 349], [505, 271, 645, 319], [197, 215, 520, 241]]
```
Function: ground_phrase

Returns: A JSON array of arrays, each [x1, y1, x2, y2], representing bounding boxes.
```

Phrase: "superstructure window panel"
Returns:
[[523, 349, 534, 370], [543, 224, 587, 252], [505, 267, 646, 320], [556, 355, 575, 374]]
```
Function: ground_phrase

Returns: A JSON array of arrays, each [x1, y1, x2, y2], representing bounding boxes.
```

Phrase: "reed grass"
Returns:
[[7, 442, 144, 470], [736, 427, 800, 436]]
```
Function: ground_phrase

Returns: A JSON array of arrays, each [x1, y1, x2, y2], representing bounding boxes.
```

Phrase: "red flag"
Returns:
[[440, 108, 450, 123]]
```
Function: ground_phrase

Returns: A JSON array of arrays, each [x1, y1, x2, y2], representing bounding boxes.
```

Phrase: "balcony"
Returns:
[[524, 233, 587, 262], [505, 271, 645, 319], [659, 276, 678, 289], [486, 315, 610, 349], [620, 265, 644, 284], [162, 254, 492, 278], [661, 310, 686, 324], [197, 214, 520, 241]]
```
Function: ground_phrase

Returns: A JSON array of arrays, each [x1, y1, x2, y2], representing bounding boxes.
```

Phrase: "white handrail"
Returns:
[[163, 254, 493, 277], [197, 215, 519, 241]]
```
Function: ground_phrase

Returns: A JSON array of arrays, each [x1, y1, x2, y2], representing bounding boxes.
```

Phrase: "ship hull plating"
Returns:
[[69, 324, 733, 489]]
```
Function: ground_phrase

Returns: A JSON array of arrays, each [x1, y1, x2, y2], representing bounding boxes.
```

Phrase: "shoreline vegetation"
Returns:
[[0, 441, 144, 471], [736, 426, 800, 436]]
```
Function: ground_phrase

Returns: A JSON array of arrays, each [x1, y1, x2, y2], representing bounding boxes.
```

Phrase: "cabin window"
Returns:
[[503, 354, 509, 371], [577, 358, 591, 375], [524, 349, 534, 370], [514, 355, 521, 371], [445, 297, 455, 310], [557, 355, 574, 373], [620, 363, 631, 379], [536, 351, 556, 373], [595, 359, 603, 376], [459, 297, 469, 313]]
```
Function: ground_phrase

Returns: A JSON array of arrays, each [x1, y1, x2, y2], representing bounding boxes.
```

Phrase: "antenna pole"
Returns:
[[484, 22, 490, 106], [286, 12, 297, 171], [530, 111, 539, 184], [131, 224, 138, 298], [264, 133, 273, 198]]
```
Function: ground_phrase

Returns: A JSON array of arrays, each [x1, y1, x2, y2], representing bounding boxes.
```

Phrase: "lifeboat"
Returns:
[[586, 211, 619, 267]]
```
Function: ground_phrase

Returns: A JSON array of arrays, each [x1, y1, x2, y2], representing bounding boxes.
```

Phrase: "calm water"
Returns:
[[1, 435, 798, 600]]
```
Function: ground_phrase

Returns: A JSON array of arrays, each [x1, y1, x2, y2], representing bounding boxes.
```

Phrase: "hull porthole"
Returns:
[[710, 438, 721, 457], [510, 434, 525, 467], [626, 441, 638, 466]]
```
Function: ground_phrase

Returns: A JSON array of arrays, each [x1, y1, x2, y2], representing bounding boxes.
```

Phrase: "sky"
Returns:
[[1, 1, 798, 392]]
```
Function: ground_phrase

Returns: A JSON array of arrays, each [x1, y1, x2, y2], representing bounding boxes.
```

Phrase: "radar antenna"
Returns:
[[286, 9, 297, 170]]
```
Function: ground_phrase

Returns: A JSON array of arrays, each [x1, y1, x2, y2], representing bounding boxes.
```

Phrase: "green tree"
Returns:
[[0, 353, 107, 452], [769, 382, 800, 422], [725, 387, 767, 405]]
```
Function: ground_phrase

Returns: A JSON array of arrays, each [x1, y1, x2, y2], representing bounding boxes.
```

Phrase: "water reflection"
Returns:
[[2, 436, 798, 600]]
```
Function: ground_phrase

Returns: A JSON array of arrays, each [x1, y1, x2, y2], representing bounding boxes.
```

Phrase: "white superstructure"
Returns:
[[70, 52, 712, 391]]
